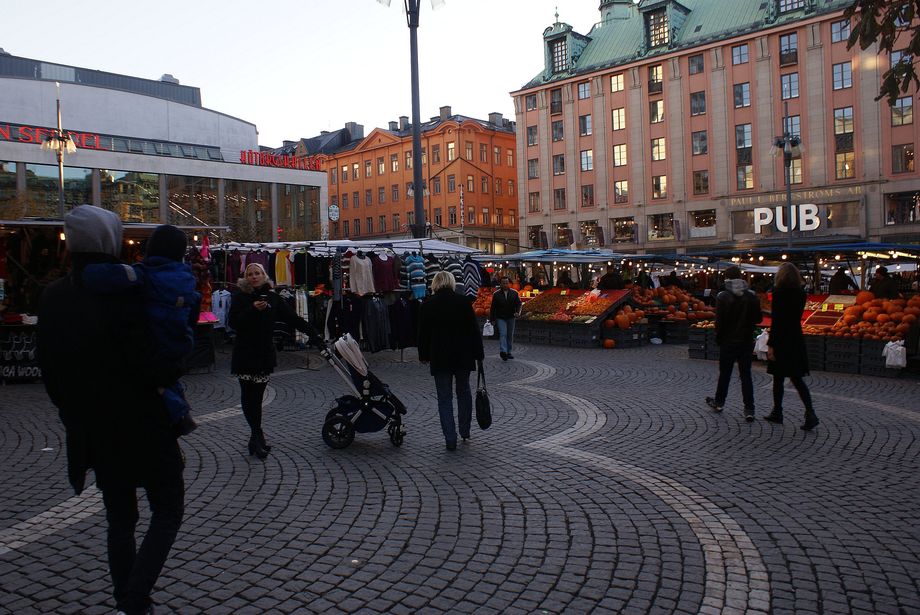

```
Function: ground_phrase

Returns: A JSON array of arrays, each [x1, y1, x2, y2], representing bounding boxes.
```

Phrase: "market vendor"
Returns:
[[597, 266, 624, 290]]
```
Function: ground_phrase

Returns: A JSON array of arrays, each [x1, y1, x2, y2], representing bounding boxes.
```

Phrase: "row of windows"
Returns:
[[330, 144, 514, 184], [524, 18, 858, 113], [331, 208, 518, 238], [525, 96, 912, 153], [331, 176, 516, 209], [525, 143, 915, 210]]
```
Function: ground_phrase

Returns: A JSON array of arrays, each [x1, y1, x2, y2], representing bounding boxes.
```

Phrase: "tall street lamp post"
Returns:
[[40, 82, 77, 219], [773, 101, 803, 249], [378, 0, 444, 239]]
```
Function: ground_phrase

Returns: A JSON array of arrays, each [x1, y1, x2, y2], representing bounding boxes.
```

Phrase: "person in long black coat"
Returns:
[[418, 271, 485, 450], [229, 262, 320, 458], [38, 206, 185, 615], [765, 263, 818, 431]]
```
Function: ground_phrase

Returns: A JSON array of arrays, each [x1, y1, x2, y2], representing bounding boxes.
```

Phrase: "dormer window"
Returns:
[[647, 9, 669, 47], [551, 39, 568, 73], [778, 0, 804, 12]]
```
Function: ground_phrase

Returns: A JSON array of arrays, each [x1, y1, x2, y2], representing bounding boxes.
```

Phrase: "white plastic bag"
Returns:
[[754, 329, 770, 360], [482, 320, 494, 337], [883, 340, 907, 369]]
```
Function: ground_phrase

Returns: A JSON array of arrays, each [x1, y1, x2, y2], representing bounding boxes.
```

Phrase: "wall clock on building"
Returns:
[[329, 204, 340, 221]]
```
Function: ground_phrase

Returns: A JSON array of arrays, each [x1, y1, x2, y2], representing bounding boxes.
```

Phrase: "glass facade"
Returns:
[[225, 179, 271, 243], [168, 175, 219, 229], [0, 161, 16, 217], [278, 184, 320, 241], [24, 163, 92, 218], [100, 170, 160, 223]]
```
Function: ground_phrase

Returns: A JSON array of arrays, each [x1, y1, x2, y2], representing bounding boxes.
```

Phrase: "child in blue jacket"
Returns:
[[83, 224, 200, 435]]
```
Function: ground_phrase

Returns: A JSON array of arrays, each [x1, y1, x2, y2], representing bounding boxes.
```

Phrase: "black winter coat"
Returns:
[[715, 284, 763, 346], [418, 288, 484, 375], [490, 288, 522, 320], [767, 287, 809, 377], [229, 284, 319, 375], [38, 254, 183, 494]]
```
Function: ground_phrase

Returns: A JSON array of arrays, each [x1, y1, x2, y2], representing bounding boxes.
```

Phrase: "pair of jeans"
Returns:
[[714, 342, 755, 410], [102, 469, 185, 614], [433, 370, 472, 443], [496, 318, 515, 354]]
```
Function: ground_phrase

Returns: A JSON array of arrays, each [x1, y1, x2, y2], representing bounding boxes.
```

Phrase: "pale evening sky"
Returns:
[[2, 0, 602, 148]]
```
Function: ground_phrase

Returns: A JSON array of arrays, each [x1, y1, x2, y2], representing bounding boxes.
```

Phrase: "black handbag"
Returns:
[[475, 360, 492, 430]]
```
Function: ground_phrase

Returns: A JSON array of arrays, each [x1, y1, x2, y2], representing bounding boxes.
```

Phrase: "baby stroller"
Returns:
[[318, 333, 407, 449]]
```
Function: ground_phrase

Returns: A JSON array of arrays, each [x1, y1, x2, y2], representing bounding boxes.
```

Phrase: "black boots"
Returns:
[[258, 431, 272, 452], [764, 409, 783, 424], [248, 433, 268, 459], [800, 411, 819, 432]]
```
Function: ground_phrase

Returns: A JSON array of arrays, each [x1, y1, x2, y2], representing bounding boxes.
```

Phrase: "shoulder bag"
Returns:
[[475, 360, 492, 430]]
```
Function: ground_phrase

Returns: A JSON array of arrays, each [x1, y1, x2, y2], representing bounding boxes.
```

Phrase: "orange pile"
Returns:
[[829, 292, 919, 341]]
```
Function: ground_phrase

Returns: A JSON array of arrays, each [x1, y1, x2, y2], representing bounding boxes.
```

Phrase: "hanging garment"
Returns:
[[212, 289, 232, 330], [332, 249, 344, 302], [362, 297, 392, 353], [305, 254, 331, 288], [226, 250, 242, 282], [274, 249, 294, 286], [396, 254, 409, 291], [349, 253, 376, 295], [424, 254, 439, 289], [406, 254, 427, 300], [388, 296, 415, 350], [461, 259, 482, 299], [440, 256, 464, 292], [293, 251, 308, 286], [371, 252, 399, 292]]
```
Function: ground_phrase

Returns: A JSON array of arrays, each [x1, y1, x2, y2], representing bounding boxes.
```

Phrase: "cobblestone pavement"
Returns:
[[1, 340, 919, 614]]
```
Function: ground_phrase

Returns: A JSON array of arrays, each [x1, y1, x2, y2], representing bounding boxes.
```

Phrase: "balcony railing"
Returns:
[[780, 49, 798, 66], [648, 80, 663, 94]]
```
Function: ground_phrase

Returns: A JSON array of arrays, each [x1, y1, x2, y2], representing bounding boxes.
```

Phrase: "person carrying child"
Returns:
[[82, 224, 201, 436]]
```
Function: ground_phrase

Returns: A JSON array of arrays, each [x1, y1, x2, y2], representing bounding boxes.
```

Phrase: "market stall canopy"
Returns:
[[475, 249, 708, 266], [214, 238, 483, 256], [702, 242, 920, 259]]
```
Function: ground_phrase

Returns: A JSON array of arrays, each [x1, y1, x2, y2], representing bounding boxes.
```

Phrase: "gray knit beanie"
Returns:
[[64, 205, 123, 256]]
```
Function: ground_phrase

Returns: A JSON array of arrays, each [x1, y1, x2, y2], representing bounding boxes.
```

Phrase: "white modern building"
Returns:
[[0, 51, 327, 243]]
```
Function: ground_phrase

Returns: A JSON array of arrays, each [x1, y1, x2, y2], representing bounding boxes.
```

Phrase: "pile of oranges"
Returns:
[[829, 292, 919, 341]]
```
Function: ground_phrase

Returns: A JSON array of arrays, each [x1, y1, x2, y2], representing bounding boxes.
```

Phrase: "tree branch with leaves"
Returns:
[[844, 0, 920, 104]]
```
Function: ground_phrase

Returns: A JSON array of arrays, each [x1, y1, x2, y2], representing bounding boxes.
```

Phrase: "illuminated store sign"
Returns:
[[754, 204, 821, 234], [239, 150, 321, 171], [0, 123, 105, 150]]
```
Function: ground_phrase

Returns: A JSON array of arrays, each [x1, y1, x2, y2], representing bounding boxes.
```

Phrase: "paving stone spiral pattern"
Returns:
[[0, 341, 918, 614]]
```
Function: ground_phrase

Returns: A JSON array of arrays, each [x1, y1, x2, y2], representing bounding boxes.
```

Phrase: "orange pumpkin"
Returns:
[[876, 313, 891, 324], [890, 311, 904, 323], [855, 291, 875, 305], [603, 339, 616, 349], [604, 318, 616, 329], [615, 314, 630, 329], [903, 314, 918, 324], [863, 309, 879, 322]]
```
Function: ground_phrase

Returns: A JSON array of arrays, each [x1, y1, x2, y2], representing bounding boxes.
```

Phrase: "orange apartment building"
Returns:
[[512, 0, 919, 254], [284, 107, 519, 253]]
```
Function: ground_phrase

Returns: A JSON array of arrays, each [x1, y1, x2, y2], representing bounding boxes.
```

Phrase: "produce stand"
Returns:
[[517, 288, 630, 348]]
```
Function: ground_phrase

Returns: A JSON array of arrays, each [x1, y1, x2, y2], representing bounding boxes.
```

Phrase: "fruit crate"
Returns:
[[825, 336, 859, 353], [529, 327, 551, 345], [688, 328, 708, 351], [705, 348, 721, 361], [604, 324, 647, 348], [825, 358, 859, 374], [688, 348, 707, 360], [859, 339, 888, 368], [570, 324, 601, 348], [662, 320, 690, 344]]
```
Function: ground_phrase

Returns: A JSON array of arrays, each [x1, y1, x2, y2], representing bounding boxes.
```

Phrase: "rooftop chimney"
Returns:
[[399, 116, 409, 130], [488, 112, 503, 126], [388, 121, 399, 131], [439, 105, 451, 121], [159, 73, 180, 84], [345, 121, 364, 140]]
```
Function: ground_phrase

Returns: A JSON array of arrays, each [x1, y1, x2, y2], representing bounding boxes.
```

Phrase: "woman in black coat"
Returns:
[[230, 262, 320, 458], [418, 271, 485, 450], [765, 263, 818, 431]]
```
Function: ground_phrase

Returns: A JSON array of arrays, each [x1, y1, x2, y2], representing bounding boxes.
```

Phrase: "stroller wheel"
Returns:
[[322, 416, 355, 449], [388, 424, 405, 447]]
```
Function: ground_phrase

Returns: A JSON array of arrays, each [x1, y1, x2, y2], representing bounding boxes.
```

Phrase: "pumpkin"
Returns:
[[603, 339, 616, 349], [604, 318, 616, 329], [890, 312, 904, 323], [615, 314, 630, 329], [904, 306, 920, 317], [902, 314, 917, 324], [855, 291, 875, 305], [876, 314, 891, 324]]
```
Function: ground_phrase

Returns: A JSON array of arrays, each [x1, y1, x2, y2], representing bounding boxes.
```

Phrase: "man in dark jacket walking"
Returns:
[[418, 271, 485, 449], [489, 276, 522, 360], [706, 266, 763, 421], [38, 206, 185, 615]]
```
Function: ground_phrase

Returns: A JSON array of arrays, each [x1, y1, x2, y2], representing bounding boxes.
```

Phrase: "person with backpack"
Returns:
[[706, 266, 763, 421]]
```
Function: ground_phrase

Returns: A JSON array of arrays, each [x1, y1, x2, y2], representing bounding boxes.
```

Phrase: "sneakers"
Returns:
[[500, 352, 508, 361], [705, 397, 723, 412], [743, 408, 756, 422]]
